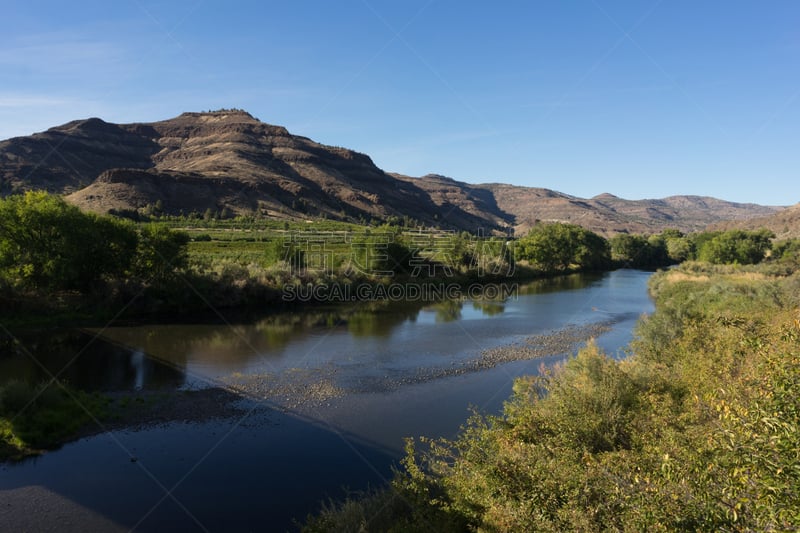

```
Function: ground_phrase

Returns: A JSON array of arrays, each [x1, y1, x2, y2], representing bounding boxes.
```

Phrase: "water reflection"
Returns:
[[0, 330, 184, 391], [2, 272, 626, 392], [472, 300, 506, 316], [428, 299, 463, 323], [347, 310, 400, 337], [92, 295, 507, 373], [517, 272, 601, 295]]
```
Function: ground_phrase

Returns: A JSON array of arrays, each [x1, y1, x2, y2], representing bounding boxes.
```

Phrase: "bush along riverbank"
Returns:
[[303, 260, 800, 532], [0, 380, 111, 460]]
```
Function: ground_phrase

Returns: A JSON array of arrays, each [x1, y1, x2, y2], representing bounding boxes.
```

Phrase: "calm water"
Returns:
[[0, 270, 654, 532]]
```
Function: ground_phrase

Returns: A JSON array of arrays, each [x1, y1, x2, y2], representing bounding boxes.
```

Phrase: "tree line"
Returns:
[[515, 222, 786, 271], [608, 227, 777, 267]]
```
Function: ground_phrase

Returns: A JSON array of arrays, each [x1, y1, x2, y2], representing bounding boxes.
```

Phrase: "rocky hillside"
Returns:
[[481, 185, 782, 236], [708, 202, 800, 239], [1, 110, 490, 230], [400, 177, 781, 236], [0, 117, 157, 195], [391, 173, 515, 231], [0, 110, 784, 235]]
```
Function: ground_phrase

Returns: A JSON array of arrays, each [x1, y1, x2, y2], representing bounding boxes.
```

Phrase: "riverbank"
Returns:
[[304, 261, 800, 532], [0, 386, 246, 462]]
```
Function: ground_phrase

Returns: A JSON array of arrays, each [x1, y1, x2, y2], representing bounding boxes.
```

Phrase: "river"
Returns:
[[0, 269, 654, 532]]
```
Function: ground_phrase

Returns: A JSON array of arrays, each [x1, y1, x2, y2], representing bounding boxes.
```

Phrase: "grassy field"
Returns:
[[171, 220, 514, 279]]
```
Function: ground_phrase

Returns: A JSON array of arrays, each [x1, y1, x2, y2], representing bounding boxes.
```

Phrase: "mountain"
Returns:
[[708, 202, 800, 239], [0, 110, 784, 235], [400, 178, 781, 236], [483, 185, 783, 237], [1, 110, 492, 231], [0, 117, 158, 195], [390, 173, 515, 231]]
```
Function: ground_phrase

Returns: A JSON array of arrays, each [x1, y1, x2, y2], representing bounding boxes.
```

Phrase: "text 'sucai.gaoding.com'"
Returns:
[[281, 282, 518, 303]]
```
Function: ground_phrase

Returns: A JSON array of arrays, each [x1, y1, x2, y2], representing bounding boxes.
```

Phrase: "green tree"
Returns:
[[451, 231, 475, 268], [610, 233, 649, 266], [133, 224, 190, 282], [609, 232, 677, 268], [646, 234, 670, 265], [666, 235, 693, 263], [0, 192, 138, 291], [689, 231, 722, 259], [576, 230, 611, 270], [72, 216, 138, 289], [771, 238, 800, 264], [264, 238, 305, 269], [350, 232, 412, 275], [697, 230, 774, 264], [517, 223, 608, 272]]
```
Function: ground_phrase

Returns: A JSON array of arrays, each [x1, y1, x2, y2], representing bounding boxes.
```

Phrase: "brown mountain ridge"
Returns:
[[709, 202, 800, 239], [0, 109, 785, 235]]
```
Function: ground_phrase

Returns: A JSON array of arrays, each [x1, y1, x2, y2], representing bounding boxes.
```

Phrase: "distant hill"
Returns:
[[482, 184, 784, 237], [708, 202, 800, 239], [398, 177, 781, 236], [0, 110, 784, 235]]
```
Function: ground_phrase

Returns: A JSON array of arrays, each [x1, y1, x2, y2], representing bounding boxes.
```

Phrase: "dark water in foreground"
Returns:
[[0, 270, 654, 532]]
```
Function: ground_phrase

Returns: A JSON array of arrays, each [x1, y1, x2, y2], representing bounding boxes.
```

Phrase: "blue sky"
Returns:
[[1, 1, 798, 205]]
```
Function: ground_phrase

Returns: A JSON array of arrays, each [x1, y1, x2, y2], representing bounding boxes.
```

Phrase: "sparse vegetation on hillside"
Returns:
[[710, 202, 800, 239]]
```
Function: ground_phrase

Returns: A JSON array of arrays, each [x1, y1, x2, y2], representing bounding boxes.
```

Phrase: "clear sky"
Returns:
[[1, 1, 798, 205]]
